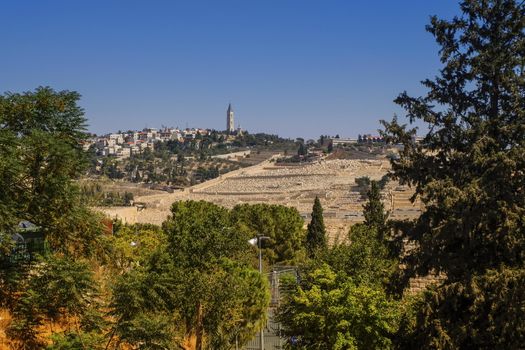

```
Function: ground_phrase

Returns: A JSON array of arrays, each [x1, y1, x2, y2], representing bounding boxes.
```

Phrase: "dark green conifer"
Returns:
[[297, 142, 307, 156], [363, 181, 388, 235], [382, 0, 525, 347], [306, 196, 327, 256]]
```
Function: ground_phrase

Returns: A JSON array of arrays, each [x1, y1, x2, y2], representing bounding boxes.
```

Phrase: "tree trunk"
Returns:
[[195, 302, 204, 350]]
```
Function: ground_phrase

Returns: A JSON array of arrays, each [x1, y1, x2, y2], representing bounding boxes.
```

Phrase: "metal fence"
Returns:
[[244, 308, 283, 350]]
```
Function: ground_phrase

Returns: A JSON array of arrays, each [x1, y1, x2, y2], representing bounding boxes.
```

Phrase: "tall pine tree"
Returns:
[[382, 1, 525, 347], [306, 196, 327, 257]]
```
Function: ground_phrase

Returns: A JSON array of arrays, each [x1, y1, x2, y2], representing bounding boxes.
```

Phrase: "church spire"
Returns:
[[226, 103, 235, 134]]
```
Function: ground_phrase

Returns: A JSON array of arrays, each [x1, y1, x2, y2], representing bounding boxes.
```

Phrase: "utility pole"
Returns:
[[259, 235, 265, 350]]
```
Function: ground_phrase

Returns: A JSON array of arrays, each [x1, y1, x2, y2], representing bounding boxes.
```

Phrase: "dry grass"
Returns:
[[0, 309, 12, 350], [0, 310, 82, 350]]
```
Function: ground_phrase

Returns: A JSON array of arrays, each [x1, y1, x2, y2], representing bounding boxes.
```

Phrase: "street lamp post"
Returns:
[[250, 234, 270, 350]]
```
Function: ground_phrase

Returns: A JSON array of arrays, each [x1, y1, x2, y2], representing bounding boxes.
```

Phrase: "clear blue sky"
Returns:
[[0, 1, 459, 139]]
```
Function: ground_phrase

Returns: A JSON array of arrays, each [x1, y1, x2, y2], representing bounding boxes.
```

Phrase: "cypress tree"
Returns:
[[306, 196, 327, 256], [363, 181, 388, 235], [297, 142, 307, 156]]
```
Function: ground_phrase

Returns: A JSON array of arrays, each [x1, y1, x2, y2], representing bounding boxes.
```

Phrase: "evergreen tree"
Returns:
[[382, 1, 525, 347], [306, 196, 327, 256], [297, 142, 307, 156], [363, 181, 388, 234]]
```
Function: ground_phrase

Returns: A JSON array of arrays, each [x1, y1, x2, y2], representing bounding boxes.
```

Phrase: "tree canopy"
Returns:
[[382, 0, 525, 284], [231, 203, 306, 265], [278, 176, 399, 349], [277, 264, 399, 350], [382, 0, 525, 347], [118, 200, 270, 350], [0, 87, 104, 255]]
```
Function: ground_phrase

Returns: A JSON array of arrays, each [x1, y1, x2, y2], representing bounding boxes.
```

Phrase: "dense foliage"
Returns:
[[230, 203, 306, 265], [277, 264, 399, 350], [382, 0, 525, 347], [278, 176, 400, 349], [7, 255, 103, 348], [0, 87, 105, 255], [109, 201, 270, 350], [397, 268, 525, 350]]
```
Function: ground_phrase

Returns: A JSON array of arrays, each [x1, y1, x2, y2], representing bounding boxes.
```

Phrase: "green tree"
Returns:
[[278, 186, 400, 348], [0, 88, 107, 346], [231, 203, 306, 265], [161, 201, 269, 350], [110, 223, 167, 270], [381, 0, 525, 347], [320, 175, 398, 287], [324, 224, 398, 288], [396, 267, 525, 350], [113, 312, 175, 350], [202, 260, 270, 350], [362, 181, 388, 234], [110, 244, 268, 350], [318, 179, 397, 287], [47, 331, 105, 350], [164, 201, 250, 270], [278, 190, 399, 349], [297, 142, 307, 156], [277, 264, 399, 350], [0, 130, 23, 235], [123, 191, 134, 205], [0, 87, 104, 255], [305, 196, 327, 257], [109, 250, 178, 349], [113, 200, 269, 350], [354, 176, 371, 195]]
